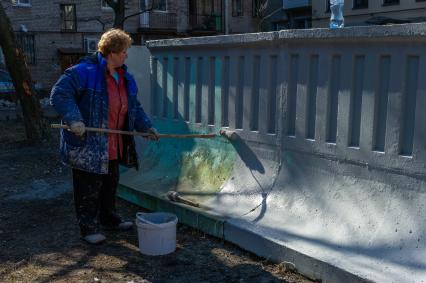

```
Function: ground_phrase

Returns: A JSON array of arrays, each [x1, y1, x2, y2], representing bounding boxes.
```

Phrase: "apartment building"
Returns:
[[139, 0, 284, 41], [1, 0, 141, 92], [312, 0, 426, 27], [1, 0, 287, 91]]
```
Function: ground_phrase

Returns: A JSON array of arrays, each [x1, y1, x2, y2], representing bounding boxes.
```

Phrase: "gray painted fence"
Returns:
[[128, 24, 426, 282], [147, 24, 426, 179]]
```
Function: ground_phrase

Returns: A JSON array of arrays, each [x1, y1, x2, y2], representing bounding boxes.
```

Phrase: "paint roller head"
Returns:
[[219, 129, 239, 141], [166, 191, 179, 201]]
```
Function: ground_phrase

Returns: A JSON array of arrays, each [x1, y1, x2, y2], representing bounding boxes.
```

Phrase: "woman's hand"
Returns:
[[70, 121, 85, 136], [146, 127, 160, 141]]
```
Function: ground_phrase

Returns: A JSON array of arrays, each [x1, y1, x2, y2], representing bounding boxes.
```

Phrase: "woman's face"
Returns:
[[108, 49, 128, 68]]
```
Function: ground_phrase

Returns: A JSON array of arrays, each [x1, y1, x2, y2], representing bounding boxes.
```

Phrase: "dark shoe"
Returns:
[[82, 233, 106, 244]]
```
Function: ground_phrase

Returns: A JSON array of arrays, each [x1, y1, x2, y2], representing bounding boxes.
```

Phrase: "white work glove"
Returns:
[[146, 127, 160, 141], [69, 121, 85, 136]]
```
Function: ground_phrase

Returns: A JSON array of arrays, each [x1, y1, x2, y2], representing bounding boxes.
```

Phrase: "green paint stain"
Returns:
[[125, 118, 236, 205], [177, 144, 234, 201]]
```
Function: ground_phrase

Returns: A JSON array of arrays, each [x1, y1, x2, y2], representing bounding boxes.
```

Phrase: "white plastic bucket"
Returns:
[[136, 212, 178, 256]]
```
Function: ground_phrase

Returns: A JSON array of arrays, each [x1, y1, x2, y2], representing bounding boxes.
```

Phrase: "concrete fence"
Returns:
[[147, 24, 426, 178], [123, 24, 426, 283]]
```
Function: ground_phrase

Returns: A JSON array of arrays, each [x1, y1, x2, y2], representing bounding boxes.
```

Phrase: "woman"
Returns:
[[50, 29, 158, 244]]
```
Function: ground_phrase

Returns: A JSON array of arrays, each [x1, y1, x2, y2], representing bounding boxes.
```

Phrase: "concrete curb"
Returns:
[[224, 222, 372, 283], [117, 184, 226, 239], [117, 184, 372, 283]]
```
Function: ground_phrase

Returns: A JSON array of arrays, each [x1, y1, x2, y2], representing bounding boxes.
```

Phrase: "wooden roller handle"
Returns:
[[51, 124, 217, 139]]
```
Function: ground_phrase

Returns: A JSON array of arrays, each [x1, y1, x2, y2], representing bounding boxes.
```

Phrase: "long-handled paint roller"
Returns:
[[52, 124, 239, 140], [163, 131, 237, 209], [51, 124, 217, 139], [166, 191, 200, 207], [219, 129, 239, 141]]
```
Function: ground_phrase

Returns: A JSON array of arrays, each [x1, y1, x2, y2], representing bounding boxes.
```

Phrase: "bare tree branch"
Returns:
[[105, 0, 157, 29], [253, 0, 269, 18], [105, 0, 118, 10], [79, 16, 112, 31], [258, 0, 269, 16], [257, 6, 283, 32], [0, 0, 13, 11], [123, 7, 154, 22]]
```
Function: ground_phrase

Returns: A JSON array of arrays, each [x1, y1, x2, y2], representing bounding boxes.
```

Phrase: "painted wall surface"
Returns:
[[123, 46, 237, 207], [123, 24, 426, 283], [126, 47, 152, 113]]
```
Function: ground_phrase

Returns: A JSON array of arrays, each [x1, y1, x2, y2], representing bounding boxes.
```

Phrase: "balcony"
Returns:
[[139, 11, 177, 31], [283, 0, 311, 10], [189, 14, 223, 34]]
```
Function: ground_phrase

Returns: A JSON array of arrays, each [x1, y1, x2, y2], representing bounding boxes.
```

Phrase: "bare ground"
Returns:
[[0, 120, 314, 283]]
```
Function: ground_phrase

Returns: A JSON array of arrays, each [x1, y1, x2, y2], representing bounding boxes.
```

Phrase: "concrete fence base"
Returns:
[[121, 24, 426, 283]]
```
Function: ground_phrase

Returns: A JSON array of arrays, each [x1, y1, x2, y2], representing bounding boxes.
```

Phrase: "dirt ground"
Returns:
[[0, 119, 314, 283]]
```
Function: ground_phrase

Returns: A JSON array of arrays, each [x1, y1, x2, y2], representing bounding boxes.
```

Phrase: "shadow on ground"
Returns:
[[0, 121, 312, 283]]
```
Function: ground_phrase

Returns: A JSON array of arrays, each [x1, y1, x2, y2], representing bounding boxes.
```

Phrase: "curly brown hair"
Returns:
[[97, 29, 133, 56]]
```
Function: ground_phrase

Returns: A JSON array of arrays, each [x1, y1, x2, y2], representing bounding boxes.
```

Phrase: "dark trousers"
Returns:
[[72, 160, 121, 236]]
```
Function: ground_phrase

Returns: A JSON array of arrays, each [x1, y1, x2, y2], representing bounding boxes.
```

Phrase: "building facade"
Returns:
[[139, 0, 275, 41], [1, 0, 291, 91], [1, 0, 141, 92], [232, 0, 312, 32], [2, 0, 265, 91], [312, 0, 426, 27]]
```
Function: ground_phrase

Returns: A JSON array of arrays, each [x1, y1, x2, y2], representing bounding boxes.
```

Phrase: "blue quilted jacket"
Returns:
[[50, 52, 152, 174]]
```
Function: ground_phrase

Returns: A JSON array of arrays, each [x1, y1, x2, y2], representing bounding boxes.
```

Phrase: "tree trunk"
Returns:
[[106, 0, 125, 29], [113, 1, 126, 29], [106, 0, 155, 30], [0, 3, 47, 143]]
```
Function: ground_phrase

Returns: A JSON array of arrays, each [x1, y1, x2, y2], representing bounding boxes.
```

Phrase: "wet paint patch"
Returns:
[[120, 119, 237, 205]]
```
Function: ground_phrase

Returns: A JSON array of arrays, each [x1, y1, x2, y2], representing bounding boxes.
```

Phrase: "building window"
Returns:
[[353, 0, 368, 9], [140, 0, 155, 11], [12, 0, 31, 7], [153, 0, 167, 12], [232, 0, 243, 17], [383, 0, 399, 5], [16, 33, 36, 65], [60, 4, 77, 31], [84, 38, 99, 54], [326, 0, 330, 13]]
